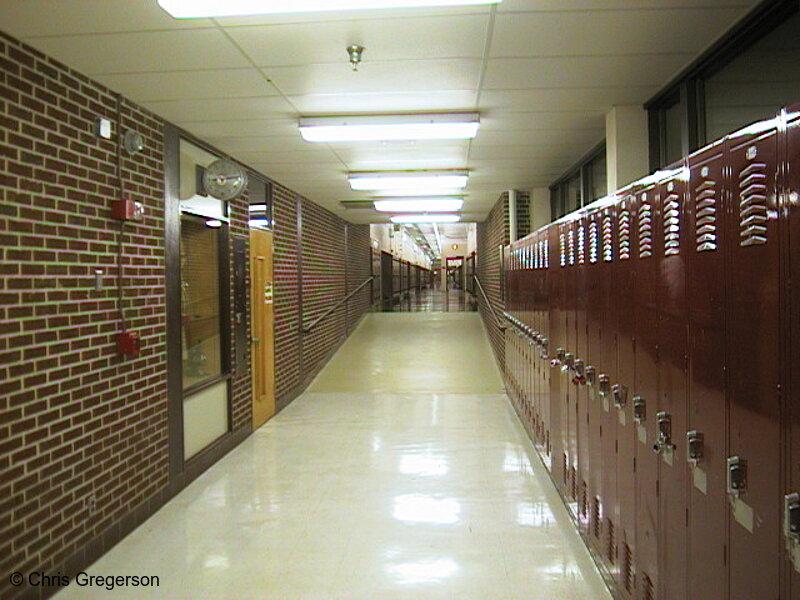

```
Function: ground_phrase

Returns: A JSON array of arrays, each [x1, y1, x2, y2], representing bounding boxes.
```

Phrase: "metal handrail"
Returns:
[[472, 274, 506, 331], [301, 276, 375, 334]]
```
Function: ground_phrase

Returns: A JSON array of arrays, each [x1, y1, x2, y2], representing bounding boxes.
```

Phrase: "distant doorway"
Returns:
[[250, 229, 275, 429]]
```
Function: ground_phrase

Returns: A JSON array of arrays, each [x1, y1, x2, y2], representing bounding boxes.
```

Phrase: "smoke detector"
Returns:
[[347, 45, 365, 71]]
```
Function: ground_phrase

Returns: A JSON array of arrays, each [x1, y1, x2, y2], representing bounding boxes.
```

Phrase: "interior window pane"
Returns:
[[664, 100, 683, 165], [705, 11, 800, 141], [589, 152, 607, 201], [566, 172, 582, 213], [181, 214, 223, 390]]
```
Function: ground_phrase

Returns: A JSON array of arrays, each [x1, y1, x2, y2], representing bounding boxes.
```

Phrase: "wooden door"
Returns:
[[251, 229, 275, 429]]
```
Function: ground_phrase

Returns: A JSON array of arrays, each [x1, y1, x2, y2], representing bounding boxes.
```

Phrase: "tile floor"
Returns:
[[55, 313, 611, 599]]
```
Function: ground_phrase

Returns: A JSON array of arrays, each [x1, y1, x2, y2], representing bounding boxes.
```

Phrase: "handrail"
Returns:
[[472, 274, 506, 331], [301, 276, 375, 334]]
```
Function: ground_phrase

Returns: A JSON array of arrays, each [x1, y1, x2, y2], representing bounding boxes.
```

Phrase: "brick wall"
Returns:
[[0, 30, 371, 599], [477, 194, 509, 369]]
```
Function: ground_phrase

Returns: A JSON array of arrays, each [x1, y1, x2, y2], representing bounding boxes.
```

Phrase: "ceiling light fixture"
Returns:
[[390, 214, 461, 224], [374, 198, 463, 212], [158, 0, 502, 18], [349, 170, 468, 191], [299, 113, 480, 143]]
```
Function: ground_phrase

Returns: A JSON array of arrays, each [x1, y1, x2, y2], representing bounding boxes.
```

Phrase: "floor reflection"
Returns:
[[383, 287, 478, 312]]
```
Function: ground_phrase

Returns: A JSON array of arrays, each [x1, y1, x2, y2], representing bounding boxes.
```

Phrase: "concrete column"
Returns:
[[606, 105, 650, 192], [530, 187, 551, 230]]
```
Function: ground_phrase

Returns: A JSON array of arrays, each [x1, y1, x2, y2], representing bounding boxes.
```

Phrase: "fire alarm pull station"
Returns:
[[116, 331, 141, 356], [112, 199, 144, 222]]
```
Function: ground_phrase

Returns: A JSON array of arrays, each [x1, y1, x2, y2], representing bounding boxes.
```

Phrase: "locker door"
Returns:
[[686, 141, 729, 600], [576, 215, 592, 533], [586, 209, 607, 558], [655, 169, 689, 600], [634, 186, 661, 600], [565, 221, 579, 500], [615, 193, 638, 597], [599, 204, 620, 574], [551, 224, 567, 495], [784, 107, 800, 600], [726, 124, 782, 600]]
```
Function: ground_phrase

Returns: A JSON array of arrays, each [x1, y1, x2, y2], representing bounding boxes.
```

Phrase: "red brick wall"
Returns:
[[477, 194, 509, 369], [0, 30, 372, 599]]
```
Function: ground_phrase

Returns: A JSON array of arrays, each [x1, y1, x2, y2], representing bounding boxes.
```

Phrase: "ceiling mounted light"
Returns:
[[158, 0, 502, 18], [374, 198, 463, 212], [349, 170, 468, 191], [391, 214, 461, 224], [299, 113, 480, 143]]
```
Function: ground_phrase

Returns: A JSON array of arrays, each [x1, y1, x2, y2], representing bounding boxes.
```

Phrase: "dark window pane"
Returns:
[[705, 11, 800, 141], [589, 151, 607, 201], [664, 100, 684, 165], [181, 214, 223, 390]]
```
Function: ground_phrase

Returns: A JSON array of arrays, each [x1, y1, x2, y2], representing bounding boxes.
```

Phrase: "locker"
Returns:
[[686, 140, 729, 600], [615, 190, 638, 597], [564, 219, 580, 501], [575, 213, 592, 533], [633, 182, 662, 600], [725, 121, 782, 600], [550, 224, 568, 495], [655, 167, 690, 600]]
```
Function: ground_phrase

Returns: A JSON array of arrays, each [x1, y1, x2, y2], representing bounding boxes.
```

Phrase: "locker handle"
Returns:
[[572, 359, 586, 386], [727, 456, 747, 496], [585, 366, 596, 386], [612, 384, 627, 408], [686, 431, 704, 463], [598, 374, 611, 397], [785, 493, 800, 541], [653, 411, 675, 454], [633, 396, 646, 423]]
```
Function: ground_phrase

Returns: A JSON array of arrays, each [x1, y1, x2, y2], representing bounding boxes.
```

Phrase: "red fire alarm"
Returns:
[[112, 198, 144, 222], [116, 331, 141, 356]]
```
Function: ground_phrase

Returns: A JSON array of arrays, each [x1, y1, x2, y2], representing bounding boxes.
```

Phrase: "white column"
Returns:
[[606, 105, 650, 192]]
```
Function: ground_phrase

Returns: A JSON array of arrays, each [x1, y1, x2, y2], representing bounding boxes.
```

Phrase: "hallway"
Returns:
[[55, 313, 610, 600]]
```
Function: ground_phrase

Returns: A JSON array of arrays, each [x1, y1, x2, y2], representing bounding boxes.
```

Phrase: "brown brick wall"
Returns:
[[477, 194, 509, 369], [0, 30, 372, 599]]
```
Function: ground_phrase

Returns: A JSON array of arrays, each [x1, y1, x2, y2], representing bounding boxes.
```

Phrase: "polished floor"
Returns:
[[57, 313, 611, 599], [387, 287, 477, 312]]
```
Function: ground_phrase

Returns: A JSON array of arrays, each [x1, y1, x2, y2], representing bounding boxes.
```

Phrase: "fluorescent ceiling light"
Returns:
[[349, 170, 468, 191], [158, 0, 501, 18], [374, 198, 463, 212], [299, 113, 479, 143], [391, 214, 461, 224]]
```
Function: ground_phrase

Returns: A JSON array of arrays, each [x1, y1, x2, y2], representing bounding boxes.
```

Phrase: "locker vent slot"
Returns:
[[642, 573, 654, 600], [563, 453, 569, 486], [589, 221, 599, 264], [738, 161, 768, 246], [663, 189, 681, 256], [602, 215, 614, 262], [619, 206, 631, 260], [607, 518, 616, 564], [580, 481, 588, 521], [592, 497, 601, 538], [535, 241, 540, 269], [559, 233, 566, 267], [623, 543, 634, 593], [695, 178, 718, 252], [578, 225, 586, 265], [638, 201, 653, 258], [571, 466, 577, 498], [544, 240, 549, 269], [568, 228, 575, 266]]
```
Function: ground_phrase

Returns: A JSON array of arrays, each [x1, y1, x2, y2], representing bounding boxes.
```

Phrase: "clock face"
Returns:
[[203, 159, 248, 201]]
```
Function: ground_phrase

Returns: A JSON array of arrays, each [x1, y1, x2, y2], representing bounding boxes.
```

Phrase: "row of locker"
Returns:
[[373, 249, 433, 309], [500, 106, 800, 600]]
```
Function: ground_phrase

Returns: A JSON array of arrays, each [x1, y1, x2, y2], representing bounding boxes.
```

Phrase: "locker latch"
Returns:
[[540, 338, 549, 359], [633, 396, 646, 423], [597, 374, 611, 397], [572, 360, 586, 386], [653, 411, 675, 454], [585, 366, 596, 386], [551, 347, 566, 368], [727, 456, 747, 497], [686, 431, 704, 464], [785, 493, 800, 543], [612, 384, 627, 408], [562, 352, 575, 372]]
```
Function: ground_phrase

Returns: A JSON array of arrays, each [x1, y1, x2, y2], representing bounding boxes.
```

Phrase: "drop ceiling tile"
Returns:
[[288, 90, 477, 113], [143, 96, 293, 123], [468, 145, 580, 160], [0, 0, 214, 36], [217, 6, 490, 26], [176, 119, 298, 139], [497, 0, 756, 11], [234, 149, 342, 163], [262, 59, 482, 96], [226, 14, 487, 67], [24, 29, 250, 75], [471, 128, 604, 147], [479, 87, 658, 111], [201, 134, 310, 153], [95, 69, 275, 102], [483, 55, 694, 90], [492, 8, 747, 57], [479, 111, 606, 131]]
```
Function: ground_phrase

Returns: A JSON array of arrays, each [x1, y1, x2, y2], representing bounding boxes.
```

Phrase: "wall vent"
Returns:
[[589, 221, 599, 264], [638, 198, 653, 258], [568, 227, 575, 266], [623, 543, 634, 593], [738, 159, 768, 246], [663, 186, 681, 255], [642, 573, 655, 600], [607, 518, 616, 564], [578, 225, 586, 264], [593, 497, 601, 538], [619, 204, 631, 260], [602, 215, 614, 262], [695, 177, 718, 252]]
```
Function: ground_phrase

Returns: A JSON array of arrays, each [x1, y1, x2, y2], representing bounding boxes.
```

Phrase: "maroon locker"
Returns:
[[784, 106, 800, 600], [726, 122, 782, 600], [655, 167, 690, 600], [564, 219, 580, 501], [615, 191, 638, 597], [575, 213, 592, 533], [550, 223, 568, 495], [585, 207, 607, 558], [633, 183, 661, 599], [686, 140, 729, 600], [598, 201, 620, 574]]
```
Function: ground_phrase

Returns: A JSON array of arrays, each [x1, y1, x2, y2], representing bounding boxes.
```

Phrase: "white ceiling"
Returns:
[[0, 0, 759, 223]]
